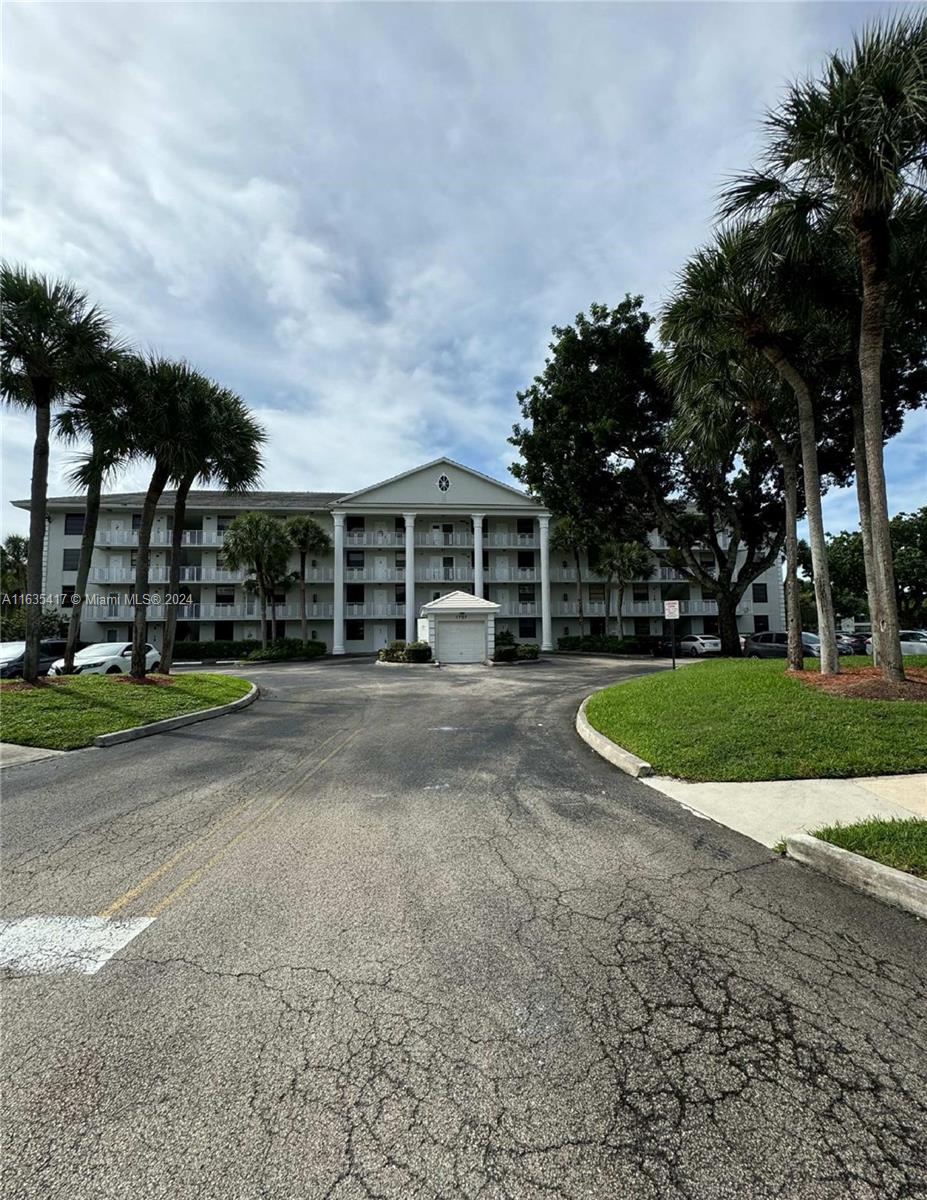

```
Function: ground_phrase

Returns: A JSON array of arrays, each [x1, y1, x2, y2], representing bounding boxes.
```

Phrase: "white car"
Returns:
[[864, 630, 927, 656], [679, 634, 721, 657], [49, 641, 161, 675]]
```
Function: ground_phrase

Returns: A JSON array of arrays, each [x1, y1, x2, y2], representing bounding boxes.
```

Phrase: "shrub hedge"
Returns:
[[557, 635, 644, 654], [244, 639, 328, 662], [377, 640, 433, 664]]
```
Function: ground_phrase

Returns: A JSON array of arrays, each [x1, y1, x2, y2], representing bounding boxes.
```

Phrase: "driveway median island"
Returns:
[[0, 672, 254, 751]]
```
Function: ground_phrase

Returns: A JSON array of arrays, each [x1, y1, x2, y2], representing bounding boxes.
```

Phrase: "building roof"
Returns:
[[13, 490, 345, 512], [420, 590, 501, 612], [335, 456, 533, 505]]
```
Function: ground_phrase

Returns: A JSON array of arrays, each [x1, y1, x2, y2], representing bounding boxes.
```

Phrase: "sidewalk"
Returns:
[[645, 772, 927, 848], [0, 743, 66, 770]]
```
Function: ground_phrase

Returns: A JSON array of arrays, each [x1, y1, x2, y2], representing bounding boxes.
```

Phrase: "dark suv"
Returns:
[[0, 639, 70, 679]]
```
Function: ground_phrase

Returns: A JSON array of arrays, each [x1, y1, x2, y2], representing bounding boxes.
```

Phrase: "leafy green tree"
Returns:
[[721, 12, 927, 682], [159, 387, 265, 673], [222, 514, 290, 648], [550, 516, 593, 636], [512, 299, 785, 656], [1, 534, 28, 601], [284, 516, 332, 643], [0, 265, 111, 681]]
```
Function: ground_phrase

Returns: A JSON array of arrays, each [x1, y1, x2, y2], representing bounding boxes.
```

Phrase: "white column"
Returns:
[[539, 513, 552, 651], [472, 513, 484, 599], [332, 511, 345, 655], [404, 512, 416, 642]]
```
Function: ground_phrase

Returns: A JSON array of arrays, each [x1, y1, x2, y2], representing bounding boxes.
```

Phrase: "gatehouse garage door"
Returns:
[[436, 619, 486, 663]]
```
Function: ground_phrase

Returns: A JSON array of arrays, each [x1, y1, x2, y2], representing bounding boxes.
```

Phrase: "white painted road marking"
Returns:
[[0, 916, 153, 976]]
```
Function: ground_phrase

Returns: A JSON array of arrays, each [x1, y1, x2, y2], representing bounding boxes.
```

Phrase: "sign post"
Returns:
[[663, 599, 681, 669]]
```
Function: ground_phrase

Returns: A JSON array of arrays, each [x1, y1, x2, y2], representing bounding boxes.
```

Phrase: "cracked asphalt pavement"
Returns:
[[2, 656, 926, 1199]]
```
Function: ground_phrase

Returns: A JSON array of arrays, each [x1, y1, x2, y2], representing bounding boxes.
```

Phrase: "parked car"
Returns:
[[743, 631, 852, 658], [49, 642, 161, 675], [0, 639, 70, 679], [836, 631, 869, 654], [864, 630, 927, 656], [678, 634, 721, 657]]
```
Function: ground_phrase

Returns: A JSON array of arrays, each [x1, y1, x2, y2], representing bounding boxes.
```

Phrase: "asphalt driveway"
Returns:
[[2, 656, 925, 1199]]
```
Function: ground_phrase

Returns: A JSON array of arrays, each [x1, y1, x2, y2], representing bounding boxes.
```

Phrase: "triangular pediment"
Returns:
[[335, 458, 542, 511], [421, 590, 501, 612]]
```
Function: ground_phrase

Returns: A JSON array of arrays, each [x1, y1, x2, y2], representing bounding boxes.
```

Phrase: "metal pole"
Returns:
[[671, 622, 676, 670]]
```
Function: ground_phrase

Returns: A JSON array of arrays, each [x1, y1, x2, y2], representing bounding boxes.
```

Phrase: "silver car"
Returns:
[[678, 634, 721, 657], [865, 630, 927, 656]]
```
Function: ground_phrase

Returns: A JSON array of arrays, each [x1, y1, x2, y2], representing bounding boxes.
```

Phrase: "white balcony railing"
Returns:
[[414, 567, 473, 582], [96, 529, 226, 548], [97, 602, 336, 622], [345, 603, 405, 618], [414, 531, 474, 548], [346, 531, 406, 547], [497, 603, 538, 617]]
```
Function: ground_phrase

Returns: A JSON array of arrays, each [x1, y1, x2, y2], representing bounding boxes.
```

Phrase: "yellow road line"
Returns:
[[97, 728, 347, 919], [146, 727, 362, 919]]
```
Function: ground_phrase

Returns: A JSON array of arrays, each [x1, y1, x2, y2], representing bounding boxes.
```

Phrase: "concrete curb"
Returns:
[[94, 683, 259, 748], [374, 659, 437, 668], [575, 696, 652, 778], [785, 833, 927, 919]]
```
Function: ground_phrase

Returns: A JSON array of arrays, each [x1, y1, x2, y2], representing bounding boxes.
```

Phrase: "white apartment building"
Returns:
[[17, 458, 785, 654]]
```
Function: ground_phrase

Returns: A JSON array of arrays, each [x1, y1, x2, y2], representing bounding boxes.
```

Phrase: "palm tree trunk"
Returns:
[[857, 224, 904, 683], [780, 451, 804, 673], [851, 395, 880, 662], [131, 462, 170, 679], [299, 550, 308, 642], [259, 580, 269, 649], [23, 385, 52, 684], [64, 462, 103, 674], [616, 581, 626, 639], [761, 347, 839, 674], [160, 474, 193, 674], [574, 548, 584, 637]]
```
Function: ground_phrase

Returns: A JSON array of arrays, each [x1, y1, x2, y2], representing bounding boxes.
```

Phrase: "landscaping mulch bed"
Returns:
[[111, 673, 177, 687], [798, 665, 927, 702]]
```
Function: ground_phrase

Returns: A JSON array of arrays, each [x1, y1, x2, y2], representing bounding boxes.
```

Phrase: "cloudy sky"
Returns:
[[2, 1, 923, 538]]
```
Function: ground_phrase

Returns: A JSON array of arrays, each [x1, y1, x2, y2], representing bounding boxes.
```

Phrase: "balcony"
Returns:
[[97, 601, 336, 622], [414, 531, 474, 548], [346, 567, 400, 583], [89, 566, 250, 585], [414, 567, 473, 583], [346, 530, 406, 548], [96, 529, 226, 548], [485, 532, 536, 548], [497, 602, 538, 617]]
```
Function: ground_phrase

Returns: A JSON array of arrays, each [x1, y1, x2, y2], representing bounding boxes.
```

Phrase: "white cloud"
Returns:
[[2, 0, 907, 538]]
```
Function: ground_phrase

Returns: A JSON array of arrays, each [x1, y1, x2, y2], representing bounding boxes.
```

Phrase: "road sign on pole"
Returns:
[[663, 600, 680, 669]]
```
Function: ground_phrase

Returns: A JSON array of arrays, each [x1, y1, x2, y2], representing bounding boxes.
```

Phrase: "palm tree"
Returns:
[[594, 541, 653, 637], [222, 514, 290, 649], [55, 352, 140, 673], [0, 265, 111, 682], [661, 229, 840, 672], [283, 516, 332, 642], [720, 12, 927, 682], [128, 358, 211, 679], [551, 516, 589, 637], [159, 387, 265, 674]]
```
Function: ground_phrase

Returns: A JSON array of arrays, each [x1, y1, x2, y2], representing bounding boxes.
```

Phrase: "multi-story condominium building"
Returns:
[[17, 457, 785, 654]]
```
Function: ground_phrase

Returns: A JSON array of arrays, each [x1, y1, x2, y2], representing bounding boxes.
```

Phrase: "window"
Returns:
[[517, 518, 534, 536], [216, 588, 235, 606], [62, 548, 80, 571], [518, 618, 537, 639], [61, 586, 76, 607], [346, 584, 364, 604], [632, 584, 649, 603], [310, 629, 318, 640], [752, 582, 768, 604], [588, 585, 605, 603], [345, 620, 365, 641], [346, 550, 364, 570], [394, 517, 405, 533], [703, 616, 718, 634], [590, 617, 606, 637], [64, 513, 85, 535], [217, 515, 235, 534], [396, 553, 406, 570], [517, 550, 534, 570], [701, 582, 717, 600], [442, 556, 454, 580], [396, 584, 406, 603], [432, 591, 441, 601], [214, 621, 234, 640], [563, 626, 569, 636], [132, 513, 143, 531], [634, 618, 651, 638], [346, 516, 365, 532], [394, 620, 404, 640], [753, 615, 770, 633], [311, 593, 319, 604], [518, 584, 534, 603], [436, 473, 450, 492], [106, 628, 120, 642]]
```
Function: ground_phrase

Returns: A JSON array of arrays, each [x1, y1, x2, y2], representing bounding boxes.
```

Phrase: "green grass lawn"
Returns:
[[585, 657, 927, 782], [0, 673, 253, 750], [811, 817, 927, 878]]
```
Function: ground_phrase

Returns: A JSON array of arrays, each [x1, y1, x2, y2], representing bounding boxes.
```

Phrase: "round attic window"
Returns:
[[436, 473, 451, 492]]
